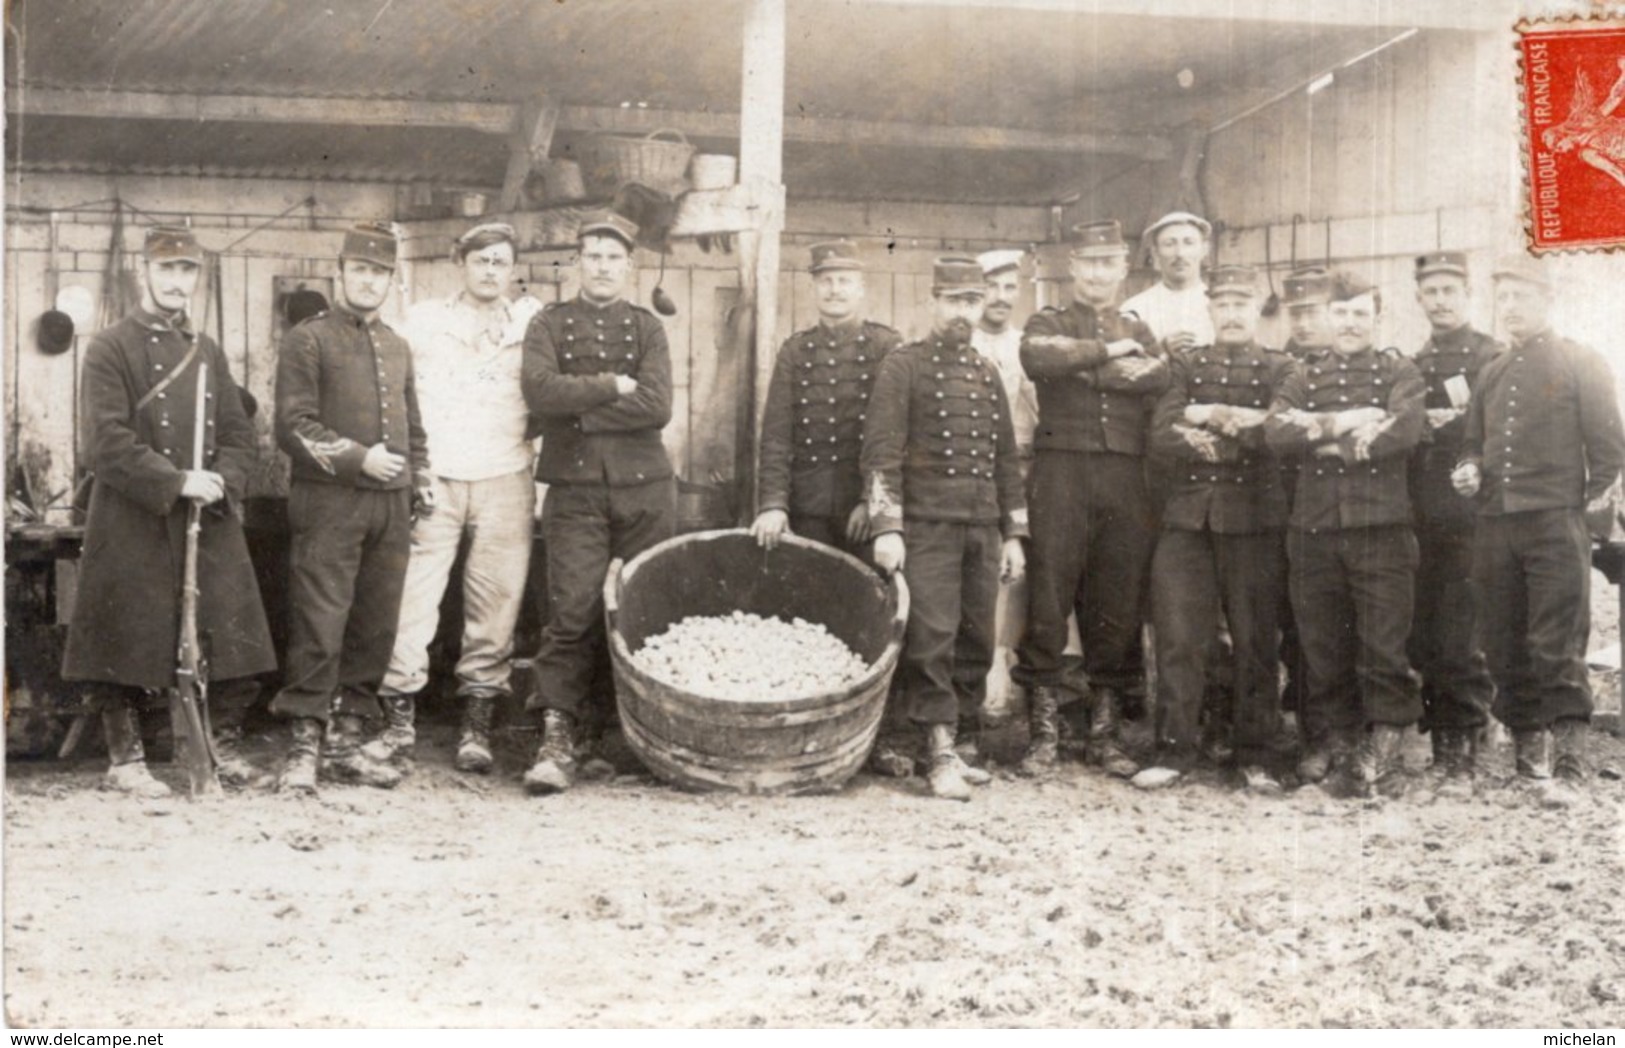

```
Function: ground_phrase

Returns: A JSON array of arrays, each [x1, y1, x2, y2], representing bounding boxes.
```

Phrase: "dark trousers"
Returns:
[[1408, 524, 1495, 730], [898, 520, 1001, 726], [1021, 451, 1155, 693], [1151, 528, 1283, 763], [531, 479, 675, 719], [791, 512, 867, 560], [271, 484, 412, 723], [1472, 509, 1593, 731], [1287, 524, 1422, 745]]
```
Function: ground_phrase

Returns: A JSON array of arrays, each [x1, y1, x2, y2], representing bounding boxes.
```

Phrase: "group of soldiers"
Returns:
[[61, 207, 1623, 804]]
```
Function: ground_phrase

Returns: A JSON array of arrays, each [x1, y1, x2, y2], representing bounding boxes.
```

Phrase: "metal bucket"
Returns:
[[605, 529, 907, 794]]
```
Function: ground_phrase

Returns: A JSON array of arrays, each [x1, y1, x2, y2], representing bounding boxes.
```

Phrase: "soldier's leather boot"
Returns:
[[322, 713, 403, 789], [1018, 685, 1061, 777], [952, 716, 993, 786], [1357, 723, 1409, 797], [1087, 688, 1139, 779], [1429, 727, 1476, 799], [100, 699, 172, 800], [361, 692, 416, 763], [456, 692, 497, 774], [925, 724, 973, 802], [1296, 742, 1334, 785], [1513, 728, 1551, 780], [1551, 718, 1591, 782], [524, 709, 578, 795], [278, 717, 322, 794], [211, 725, 257, 788]]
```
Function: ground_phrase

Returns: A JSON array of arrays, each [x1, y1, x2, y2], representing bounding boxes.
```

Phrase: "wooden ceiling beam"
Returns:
[[497, 97, 560, 212], [9, 86, 1173, 160]]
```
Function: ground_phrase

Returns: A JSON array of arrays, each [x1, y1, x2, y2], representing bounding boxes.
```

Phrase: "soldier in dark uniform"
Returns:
[[1264, 273, 1426, 795], [1454, 255, 1625, 790], [1148, 264, 1295, 792], [521, 211, 675, 795], [1017, 220, 1168, 779], [862, 256, 1027, 800], [63, 226, 277, 797], [750, 240, 912, 776], [1274, 268, 1335, 724], [1404, 251, 1500, 790], [752, 240, 901, 553], [272, 222, 428, 792]]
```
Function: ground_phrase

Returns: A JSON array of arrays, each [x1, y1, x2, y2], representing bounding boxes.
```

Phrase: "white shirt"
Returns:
[[971, 325, 1039, 452], [403, 292, 540, 482], [1119, 281, 1215, 346]]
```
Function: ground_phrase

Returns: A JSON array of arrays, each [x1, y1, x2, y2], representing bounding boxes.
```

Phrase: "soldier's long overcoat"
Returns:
[[61, 310, 277, 689]]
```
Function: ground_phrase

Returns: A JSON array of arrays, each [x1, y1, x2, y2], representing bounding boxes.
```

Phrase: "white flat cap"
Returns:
[[977, 249, 1025, 276], [1144, 211, 1212, 240]]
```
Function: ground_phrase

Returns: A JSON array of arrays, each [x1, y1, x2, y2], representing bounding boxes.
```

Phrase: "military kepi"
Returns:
[[932, 256, 986, 295], [143, 225, 203, 264], [1281, 266, 1332, 306], [809, 240, 862, 273], [1491, 253, 1552, 290], [341, 222, 399, 269], [1069, 220, 1128, 258], [1415, 251, 1469, 280], [1207, 263, 1259, 298], [578, 210, 639, 250]]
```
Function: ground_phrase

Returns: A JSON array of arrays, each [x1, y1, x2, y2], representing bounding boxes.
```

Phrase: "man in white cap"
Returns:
[[1121, 211, 1215, 355], [367, 221, 540, 774], [971, 250, 1039, 740]]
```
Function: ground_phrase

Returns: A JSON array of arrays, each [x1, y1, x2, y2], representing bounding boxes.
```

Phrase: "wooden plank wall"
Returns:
[[7, 180, 1048, 516]]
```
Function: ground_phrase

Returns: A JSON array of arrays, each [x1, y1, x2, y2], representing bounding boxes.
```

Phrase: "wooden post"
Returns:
[[497, 97, 560, 214], [734, 0, 786, 521]]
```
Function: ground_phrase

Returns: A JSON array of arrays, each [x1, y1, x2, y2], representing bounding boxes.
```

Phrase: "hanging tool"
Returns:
[[1262, 224, 1280, 317], [651, 248, 677, 317]]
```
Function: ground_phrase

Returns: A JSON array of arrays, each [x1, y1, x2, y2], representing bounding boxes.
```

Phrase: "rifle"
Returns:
[[172, 360, 221, 796]]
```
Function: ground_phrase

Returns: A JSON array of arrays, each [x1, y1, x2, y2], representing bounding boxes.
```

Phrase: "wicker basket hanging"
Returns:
[[580, 128, 695, 197]]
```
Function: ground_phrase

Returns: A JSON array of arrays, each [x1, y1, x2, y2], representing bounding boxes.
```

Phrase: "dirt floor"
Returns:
[[4, 587, 1624, 1028]]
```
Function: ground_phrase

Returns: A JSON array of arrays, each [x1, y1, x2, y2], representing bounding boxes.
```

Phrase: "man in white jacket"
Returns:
[[369, 221, 540, 772]]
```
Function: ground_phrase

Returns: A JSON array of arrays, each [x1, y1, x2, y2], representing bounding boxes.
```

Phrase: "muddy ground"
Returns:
[[4, 586, 1624, 1028]]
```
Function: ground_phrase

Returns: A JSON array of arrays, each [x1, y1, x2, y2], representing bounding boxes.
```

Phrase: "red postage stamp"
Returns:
[[1518, 18, 1625, 252]]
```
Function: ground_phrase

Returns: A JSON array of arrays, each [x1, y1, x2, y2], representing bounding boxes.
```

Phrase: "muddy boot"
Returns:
[[278, 717, 322, 794], [1551, 718, 1591, 782], [1018, 685, 1061, 777], [1357, 723, 1409, 798], [322, 714, 403, 789], [1430, 727, 1476, 799], [1514, 728, 1551, 780], [1296, 741, 1334, 785], [1087, 687, 1139, 779], [456, 692, 497, 774], [100, 700, 172, 799], [211, 725, 257, 788], [524, 709, 578, 795], [1240, 764, 1283, 796], [361, 692, 416, 763], [952, 716, 992, 785], [925, 724, 973, 802]]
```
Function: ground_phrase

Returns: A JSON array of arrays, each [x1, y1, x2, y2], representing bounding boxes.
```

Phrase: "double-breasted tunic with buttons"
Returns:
[[1148, 341, 1294, 759], [1406, 325, 1500, 730], [1017, 299, 1168, 695], [522, 295, 676, 719], [63, 310, 276, 689], [862, 332, 1028, 725], [1265, 345, 1427, 738], [758, 319, 900, 546]]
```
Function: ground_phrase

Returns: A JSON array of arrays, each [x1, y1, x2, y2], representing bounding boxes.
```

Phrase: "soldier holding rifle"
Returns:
[[62, 225, 276, 797]]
